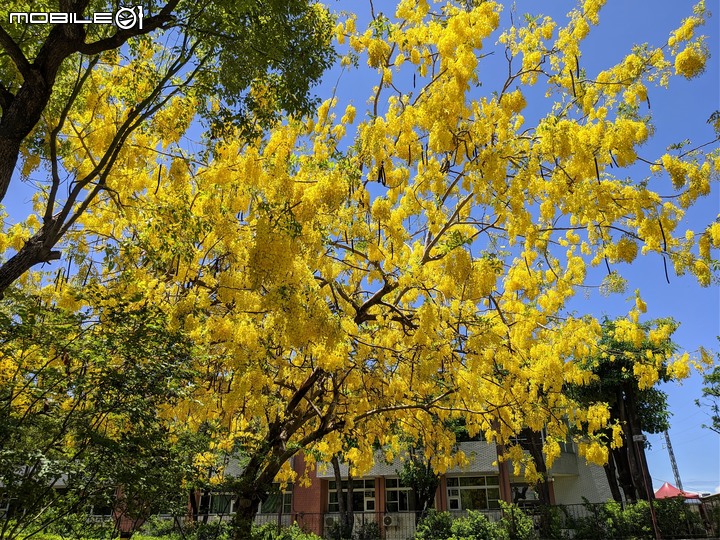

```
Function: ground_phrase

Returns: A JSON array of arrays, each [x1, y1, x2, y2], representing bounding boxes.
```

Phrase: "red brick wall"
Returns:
[[291, 454, 324, 535]]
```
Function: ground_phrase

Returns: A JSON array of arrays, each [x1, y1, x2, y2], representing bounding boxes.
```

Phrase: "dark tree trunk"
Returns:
[[411, 461, 438, 524], [188, 489, 199, 522], [524, 429, 552, 505], [225, 452, 274, 540], [616, 390, 645, 501], [231, 493, 263, 540], [623, 385, 654, 500], [201, 489, 210, 525], [612, 446, 637, 502], [603, 450, 624, 503], [331, 455, 354, 539]]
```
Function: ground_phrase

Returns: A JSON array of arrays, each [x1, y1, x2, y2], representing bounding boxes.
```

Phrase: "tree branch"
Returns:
[[76, 0, 182, 55], [0, 25, 32, 78]]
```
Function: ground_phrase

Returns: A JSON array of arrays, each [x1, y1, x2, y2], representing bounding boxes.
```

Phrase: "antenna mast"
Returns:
[[664, 430, 683, 490]]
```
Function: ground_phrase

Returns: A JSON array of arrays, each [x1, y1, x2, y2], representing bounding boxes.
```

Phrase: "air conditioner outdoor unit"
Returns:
[[325, 516, 337, 528], [383, 514, 397, 527]]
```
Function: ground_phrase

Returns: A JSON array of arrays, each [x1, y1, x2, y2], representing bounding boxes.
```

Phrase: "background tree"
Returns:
[[10, 1, 719, 538], [696, 345, 720, 435], [568, 317, 679, 503], [398, 448, 441, 524], [0, 288, 202, 539], [0, 0, 334, 293]]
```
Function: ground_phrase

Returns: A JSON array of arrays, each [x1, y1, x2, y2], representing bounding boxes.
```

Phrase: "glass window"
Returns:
[[0, 493, 9, 518], [510, 483, 540, 507], [210, 494, 234, 515], [447, 476, 500, 511], [328, 480, 375, 513], [385, 478, 414, 512], [259, 485, 292, 514]]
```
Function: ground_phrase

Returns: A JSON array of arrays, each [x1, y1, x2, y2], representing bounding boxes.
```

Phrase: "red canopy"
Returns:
[[654, 482, 700, 499]]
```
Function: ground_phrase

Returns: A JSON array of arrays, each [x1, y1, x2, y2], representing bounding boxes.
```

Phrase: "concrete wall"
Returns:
[[553, 461, 614, 505]]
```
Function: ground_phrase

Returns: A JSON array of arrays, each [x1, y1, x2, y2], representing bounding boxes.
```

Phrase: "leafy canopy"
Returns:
[[7, 0, 720, 505]]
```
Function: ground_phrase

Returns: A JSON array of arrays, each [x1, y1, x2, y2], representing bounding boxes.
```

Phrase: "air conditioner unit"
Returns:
[[383, 514, 397, 527], [325, 516, 337, 528]]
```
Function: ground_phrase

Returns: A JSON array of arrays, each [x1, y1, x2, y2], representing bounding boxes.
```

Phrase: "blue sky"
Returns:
[[318, 0, 719, 494], [2, 0, 718, 496]]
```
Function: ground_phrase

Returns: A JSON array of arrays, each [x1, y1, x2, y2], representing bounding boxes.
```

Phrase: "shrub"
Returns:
[[449, 510, 499, 540], [354, 521, 381, 540], [655, 498, 706, 538], [498, 502, 537, 540], [252, 522, 322, 540], [136, 516, 181, 539], [31, 513, 117, 540], [414, 510, 453, 540], [185, 520, 232, 540]]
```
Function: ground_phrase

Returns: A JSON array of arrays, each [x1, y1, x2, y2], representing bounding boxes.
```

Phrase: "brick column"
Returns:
[[437, 476, 448, 511], [496, 443, 513, 503], [292, 454, 324, 535]]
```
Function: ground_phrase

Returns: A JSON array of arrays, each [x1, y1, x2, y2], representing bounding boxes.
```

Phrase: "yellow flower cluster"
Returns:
[[674, 43, 707, 79]]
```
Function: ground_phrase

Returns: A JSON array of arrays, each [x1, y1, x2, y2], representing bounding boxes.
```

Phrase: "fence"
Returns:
[[259, 500, 720, 540]]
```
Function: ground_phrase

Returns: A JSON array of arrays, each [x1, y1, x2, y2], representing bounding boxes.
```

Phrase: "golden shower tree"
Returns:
[[8, 1, 718, 537]]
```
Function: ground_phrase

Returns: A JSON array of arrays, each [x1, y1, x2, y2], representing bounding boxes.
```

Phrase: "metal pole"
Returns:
[[633, 434, 661, 540]]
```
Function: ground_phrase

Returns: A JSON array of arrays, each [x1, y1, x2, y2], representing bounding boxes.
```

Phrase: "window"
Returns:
[[385, 478, 415, 512], [446, 476, 500, 511], [328, 479, 375, 512], [209, 493, 235, 515], [259, 485, 292, 514], [510, 483, 540, 507], [0, 493, 9, 518]]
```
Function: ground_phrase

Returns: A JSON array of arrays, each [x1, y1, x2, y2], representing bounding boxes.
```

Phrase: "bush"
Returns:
[[571, 500, 654, 539], [498, 502, 537, 540], [533, 505, 566, 539], [449, 510, 499, 540], [414, 510, 454, 540], [354, 521, 381, 540], [25, 513, 117, 540], [655, 498, 706, 538], [136, 516, 182, 539], [252, 522, 322, 540]]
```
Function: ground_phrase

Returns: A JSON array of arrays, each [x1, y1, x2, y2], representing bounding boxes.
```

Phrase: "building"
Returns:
[[2, 437, 614, 538], [202, 438, 615, 539]]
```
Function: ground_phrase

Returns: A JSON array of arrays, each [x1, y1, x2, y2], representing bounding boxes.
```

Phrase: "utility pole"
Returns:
[[634, 434, 661, 540], [664, 430, 683, 490]]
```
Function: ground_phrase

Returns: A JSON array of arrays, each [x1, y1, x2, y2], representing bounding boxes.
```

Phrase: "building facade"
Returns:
[[235, 440, 614, 538]]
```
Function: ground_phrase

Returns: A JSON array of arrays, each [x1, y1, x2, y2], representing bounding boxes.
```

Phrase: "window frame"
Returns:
[[328, 479, 375, 513], [446, 475, 500, 511], [384, 477, 415, 513]]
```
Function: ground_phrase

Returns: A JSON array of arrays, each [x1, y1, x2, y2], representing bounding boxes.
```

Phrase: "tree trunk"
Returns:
[[231, 494, 263, 540], [612, 446, 637, 502], [331, 455, 354, 539], [188, 489, 199, 522], [602, 450, 624, 503], [616, 389, 646, 500], [201, 489, 210, 524], [411, 460, 438, 524], [524, 429, 551, 505], [617, 390, 646, 502], [624, 385, 654, 500], [228, 455, 277, 540]]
